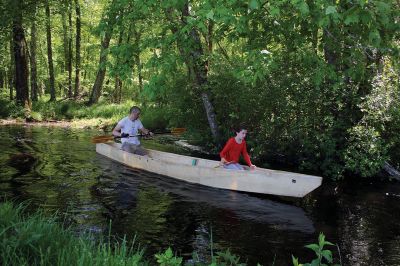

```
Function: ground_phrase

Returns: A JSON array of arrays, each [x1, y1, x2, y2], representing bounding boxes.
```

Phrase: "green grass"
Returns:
[[0, 93, 170, 130], [0, 201, 145, 266]]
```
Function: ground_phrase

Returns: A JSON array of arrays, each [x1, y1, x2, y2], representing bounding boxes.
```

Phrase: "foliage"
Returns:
[[344, 64, 399, 177], [0, 201, 145, 266], [292, 233, 340, 266], [155, 247, 183, 266], [140, 106, 170, 131], [154, 247, 248, 266]]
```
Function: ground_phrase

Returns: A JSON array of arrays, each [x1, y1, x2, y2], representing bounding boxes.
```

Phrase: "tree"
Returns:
[[67, 0, 73, 98], [45, 0, 56, 101], [12, 0, 30, 107], [88, 0, 119, 105], [74, 0, 81, 98], [29, 1, 39, 101]]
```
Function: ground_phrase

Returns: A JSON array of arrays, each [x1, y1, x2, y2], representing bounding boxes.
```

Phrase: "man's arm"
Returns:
[[112, 124, 123, 137], [139, 127, 153, 136]]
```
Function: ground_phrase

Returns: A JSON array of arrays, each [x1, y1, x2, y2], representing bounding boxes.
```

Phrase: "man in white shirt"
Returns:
[[112, 106, 153, 155]]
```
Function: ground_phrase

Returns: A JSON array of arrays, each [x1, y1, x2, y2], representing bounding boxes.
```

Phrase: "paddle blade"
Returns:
[[171, 128, 186, 135], [91, 135, 115, 143]]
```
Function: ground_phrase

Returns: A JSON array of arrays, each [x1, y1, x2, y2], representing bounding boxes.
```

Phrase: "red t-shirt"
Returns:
[[220, 137, 252, 166]]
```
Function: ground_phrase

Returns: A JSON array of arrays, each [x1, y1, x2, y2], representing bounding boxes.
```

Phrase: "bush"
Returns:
[[141, 107, 170, 131]]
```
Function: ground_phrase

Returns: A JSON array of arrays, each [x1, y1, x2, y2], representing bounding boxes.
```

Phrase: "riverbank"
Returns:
[[0, 118, 115, 130]]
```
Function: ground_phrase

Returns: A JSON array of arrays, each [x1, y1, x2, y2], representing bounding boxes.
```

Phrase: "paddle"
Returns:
[[91, 128, 186, 144], [91, 134, 145, 143], [214, 161, 235, 168]]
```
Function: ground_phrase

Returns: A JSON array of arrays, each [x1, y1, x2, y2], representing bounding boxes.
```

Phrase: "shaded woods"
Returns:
[[0, 0, 399, 180]]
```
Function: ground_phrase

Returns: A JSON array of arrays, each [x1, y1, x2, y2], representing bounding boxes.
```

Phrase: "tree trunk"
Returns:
[[4, 70, 8, 91], [88, 1, 117, 105], [12, 0, 30, 108], [0, 70, 4, 89], [30, 3, 39, 101], [132, 27, 143, 92], [61, 2, 68, 72], [164, 4, 219, 142], [88, 31, 112, 105], [9, 39, 14, 100], [67, 0, 73, 98], [45, 0, 56, 101], [182, 2, 220, 143], [74, 0, 81, 98], [114, 77, 122, 103], [113, 29, 124, 103], [135, 53, 143, 92], [323, 29, 338, 67], [383, 162, 400, 181]]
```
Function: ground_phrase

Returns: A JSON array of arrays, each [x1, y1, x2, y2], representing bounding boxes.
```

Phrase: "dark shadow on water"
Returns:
[[94, 153, 315, 233]]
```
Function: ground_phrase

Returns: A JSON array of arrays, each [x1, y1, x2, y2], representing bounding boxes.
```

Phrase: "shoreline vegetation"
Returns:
[[1, 96, 400, 181], [0, 97, 138, 130], [0, 200, 339, 266], [0, 118, 115, 129], [0, 118, 111, 129]]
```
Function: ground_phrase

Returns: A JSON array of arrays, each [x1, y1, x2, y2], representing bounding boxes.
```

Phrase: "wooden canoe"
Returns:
[[96, 143, 322, 198]]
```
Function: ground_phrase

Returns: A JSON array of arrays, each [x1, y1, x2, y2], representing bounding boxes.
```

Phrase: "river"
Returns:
[[1, 125, 399, 265]]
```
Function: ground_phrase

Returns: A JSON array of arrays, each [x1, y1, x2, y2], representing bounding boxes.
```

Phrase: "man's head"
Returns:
[[129, 106, 141, 121]]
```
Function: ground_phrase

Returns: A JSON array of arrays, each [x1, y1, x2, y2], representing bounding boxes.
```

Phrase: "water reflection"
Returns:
[[1, 125, 400, 265]]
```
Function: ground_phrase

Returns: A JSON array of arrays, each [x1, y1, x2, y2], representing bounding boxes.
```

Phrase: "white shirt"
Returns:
[[117, 117, 144, 145]]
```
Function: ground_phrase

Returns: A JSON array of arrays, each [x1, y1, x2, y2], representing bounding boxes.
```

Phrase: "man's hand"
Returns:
[[250, 164, 256, 170], [120, 133, 130, 138]]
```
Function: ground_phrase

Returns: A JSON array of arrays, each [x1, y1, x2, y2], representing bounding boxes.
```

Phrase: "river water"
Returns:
[[1, 125, 400, 265]]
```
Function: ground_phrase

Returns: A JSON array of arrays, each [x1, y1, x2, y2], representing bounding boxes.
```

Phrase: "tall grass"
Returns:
[[0, 201, 146, 266]]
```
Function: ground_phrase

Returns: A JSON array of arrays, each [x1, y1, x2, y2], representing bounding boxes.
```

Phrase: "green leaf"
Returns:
[[310, 259, 320, 266], [292, 255, 302, 266], [270, 6, 280, 16], [206, 10, 214, 20], [324, 240, 334, 246], [249, 0, 260, 10], [344, 13, 359, 25], [369, 30, 381, 46], [305, 244, 319, 252], [298, 2, 309, 15], [375, 1, 390, 14], [321, 250, 333, 263], [325, 6, 337, 15]]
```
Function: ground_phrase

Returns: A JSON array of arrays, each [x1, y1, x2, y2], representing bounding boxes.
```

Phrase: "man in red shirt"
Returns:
[[220, 126, 256, 170]]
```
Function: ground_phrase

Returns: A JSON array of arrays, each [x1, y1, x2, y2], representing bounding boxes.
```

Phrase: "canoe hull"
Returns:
[[96, 143, 322, 197]]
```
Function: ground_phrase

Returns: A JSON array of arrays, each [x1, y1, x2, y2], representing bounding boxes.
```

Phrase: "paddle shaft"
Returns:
[[91, 134, 148, 144], [92, 128, 186, 144]]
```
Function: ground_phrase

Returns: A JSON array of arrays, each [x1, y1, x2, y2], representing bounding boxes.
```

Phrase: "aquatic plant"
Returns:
[[292, 233, 340, 266]]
